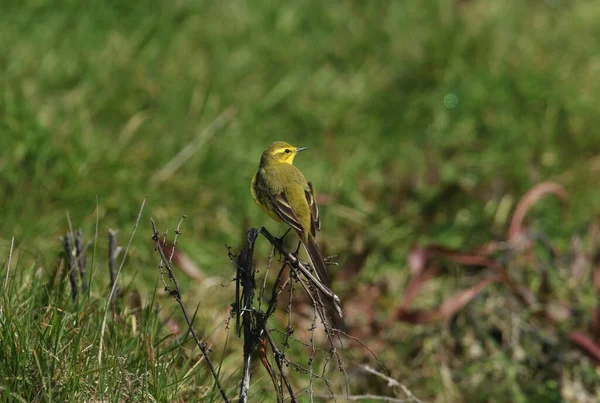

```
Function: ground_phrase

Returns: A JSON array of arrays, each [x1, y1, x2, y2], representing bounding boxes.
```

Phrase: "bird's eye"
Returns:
[[284, 149, 290, 153]]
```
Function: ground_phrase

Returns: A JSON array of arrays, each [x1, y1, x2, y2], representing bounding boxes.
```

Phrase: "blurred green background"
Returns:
[[2, 0, 600, 400]]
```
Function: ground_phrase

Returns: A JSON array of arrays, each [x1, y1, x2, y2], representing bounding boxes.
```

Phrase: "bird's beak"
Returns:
[[295, 147, 308, 153]]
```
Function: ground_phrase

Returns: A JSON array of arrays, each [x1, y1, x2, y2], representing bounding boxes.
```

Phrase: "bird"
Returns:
[[251, 141, 331, 289]]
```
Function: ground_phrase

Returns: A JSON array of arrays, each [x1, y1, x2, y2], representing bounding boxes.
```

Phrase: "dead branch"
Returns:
[[235, 228, 260, 403], [359, 365, 423, 403], [232, 227, 344, 402]]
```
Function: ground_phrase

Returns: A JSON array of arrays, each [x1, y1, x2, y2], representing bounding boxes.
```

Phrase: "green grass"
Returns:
[[0, 240, 233, 402], [1, 0, 600, 401]]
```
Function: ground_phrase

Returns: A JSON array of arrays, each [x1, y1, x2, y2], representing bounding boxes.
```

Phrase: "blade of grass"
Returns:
[[98, 196, 147, 366], [4, 236, 14, 290]]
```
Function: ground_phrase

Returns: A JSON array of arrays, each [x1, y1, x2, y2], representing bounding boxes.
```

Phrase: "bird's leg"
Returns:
[[270, 228, 293, 265], [275, 227, 292, 244], [293, 240, 301, 256]]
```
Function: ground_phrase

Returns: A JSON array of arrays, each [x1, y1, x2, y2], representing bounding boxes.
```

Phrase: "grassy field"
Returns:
[[1, 0, 600, 401]]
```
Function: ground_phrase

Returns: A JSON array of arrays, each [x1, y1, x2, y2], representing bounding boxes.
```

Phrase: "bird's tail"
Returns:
[[302, 235, 330, 285], [302, 237, 346, 326]]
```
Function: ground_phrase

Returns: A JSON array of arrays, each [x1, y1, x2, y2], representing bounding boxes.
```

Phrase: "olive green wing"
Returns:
[[269, 192, 305, 234], [305, 182, 320, 237]]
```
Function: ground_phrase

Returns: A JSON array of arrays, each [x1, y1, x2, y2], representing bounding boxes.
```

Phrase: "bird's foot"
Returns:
[[275, 228, 292, 245]]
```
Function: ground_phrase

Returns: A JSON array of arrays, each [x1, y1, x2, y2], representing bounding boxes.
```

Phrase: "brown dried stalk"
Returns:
[[151, 218, 229, 403]]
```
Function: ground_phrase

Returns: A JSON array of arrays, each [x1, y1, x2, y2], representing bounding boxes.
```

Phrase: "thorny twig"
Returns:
[[313, 394, 415, 402], [360, 365, 423, 403], [264, 324, 298, 403], [233, 226, 415, 401], [257, 245, 276, 308], [281, 277, 294, 357], [256, 329, 334, 383], [258, 227, 347, 367], [235, 228, 260, 403], [265, 262, 290, 318], [308, 309, 318, 402], [259, 227, 343, 317], [270, 328, 314, 348], [232, 227, 358, 402], [293, 272, 348, 397], [151, 217, 230, 403]]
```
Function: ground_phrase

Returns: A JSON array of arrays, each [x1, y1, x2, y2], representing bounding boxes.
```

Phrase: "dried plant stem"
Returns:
[[265, 262, 290, 318], [314, 394, 414, 402], [152, 219, 229, 403], [60, 233, 79, 302], [107, 229, 122, 312], [360, 365, 422, 403], [308, 309, 317, 402], [261, 225, 346, 384], [236, 228, 259, 403], [264, 324, 298, 403], [74, 230, 90, 292], [234, 228, 333, 402]]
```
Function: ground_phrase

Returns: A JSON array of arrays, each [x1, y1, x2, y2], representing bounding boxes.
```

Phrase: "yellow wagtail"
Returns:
[[251, 141, 330, 285]]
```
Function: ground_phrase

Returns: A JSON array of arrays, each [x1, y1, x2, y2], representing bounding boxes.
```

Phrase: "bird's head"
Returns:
[[261, 141, 307, 165]]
